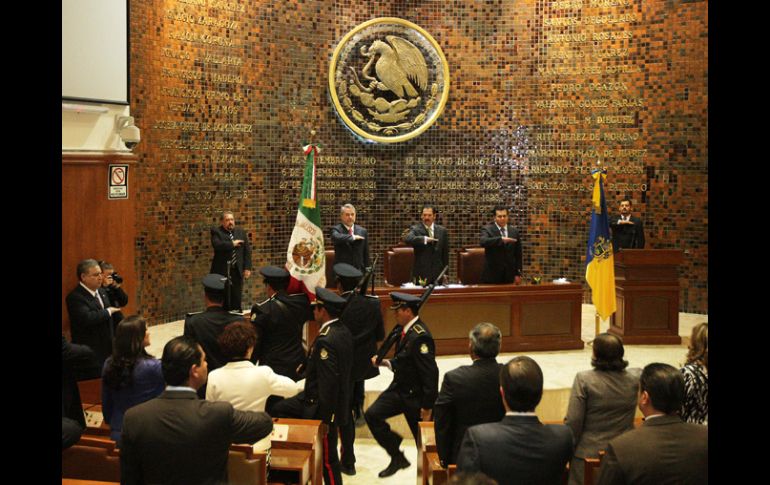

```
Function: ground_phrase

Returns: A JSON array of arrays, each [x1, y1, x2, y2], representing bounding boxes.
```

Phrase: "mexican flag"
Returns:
[[286, 144, 326, 298]]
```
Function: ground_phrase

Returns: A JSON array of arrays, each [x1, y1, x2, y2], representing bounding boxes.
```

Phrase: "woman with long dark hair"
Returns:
[[564, 333, 641, 485], [680, 322, 708, 424], [101, 315, 164, 444]]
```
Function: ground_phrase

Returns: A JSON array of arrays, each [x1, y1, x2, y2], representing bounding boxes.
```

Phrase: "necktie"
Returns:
[[229, 231, 237, 264], [95, 291, 105, 309], [426, 225, 433, 238], [349, 226, 354, 236], [501, 227, 507, 238]]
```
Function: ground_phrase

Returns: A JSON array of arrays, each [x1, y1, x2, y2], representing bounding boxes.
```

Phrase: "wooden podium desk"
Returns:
[[365, 283, 584, 355], [271, 418, 324, 485]]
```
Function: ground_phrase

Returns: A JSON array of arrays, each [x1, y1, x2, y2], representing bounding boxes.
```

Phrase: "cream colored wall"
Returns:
[[61, 103, 132, 153]]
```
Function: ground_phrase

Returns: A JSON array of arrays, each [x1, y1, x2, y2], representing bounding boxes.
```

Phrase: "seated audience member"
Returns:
[[62, 335, 97, 449], [99, 260, 129, 332], [206, 321, 300, 412], [66, 259, 122, 373], [101, 315, 164, 444], [457, 356, 573, 485], [564, 333, 640, 485], [120, 336, 273, 485], [434, 322, 505, 466], [596, 363, 708, 485], [680, 322, 707, 424]]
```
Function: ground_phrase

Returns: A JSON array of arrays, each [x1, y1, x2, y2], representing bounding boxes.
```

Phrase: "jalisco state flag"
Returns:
[[286, 144, 326, 297], [585, 168, 616, 320]]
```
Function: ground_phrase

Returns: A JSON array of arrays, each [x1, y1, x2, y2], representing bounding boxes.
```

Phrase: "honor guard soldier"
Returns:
[[334, 263, 386, 476], [249, 266, 312, 390], [365, 291, 439, 478], [271, 287, 354, 485], [183, 273, 243, 398]]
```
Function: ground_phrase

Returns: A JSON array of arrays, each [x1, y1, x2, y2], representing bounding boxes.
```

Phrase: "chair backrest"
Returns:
[[384, 245, 414, 286], [584, 450, 606, 485], [61, 435, 121, 482], [324, 250, 336, 288], [77, 377, 103, 406], [228, 444, 268, 485], [446, 464, 457, 480], [456, 246, 485, 285]]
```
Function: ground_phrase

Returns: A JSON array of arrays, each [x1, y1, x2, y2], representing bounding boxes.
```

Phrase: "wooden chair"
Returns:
[[456, 246, 485, 285], [384, 245, 414, 286], [228, 444, 268, 485], [61, 435, 121, 483], [77, 378, 102, 406], [324, 249, 336, 288], [584, 450, 606, 485]]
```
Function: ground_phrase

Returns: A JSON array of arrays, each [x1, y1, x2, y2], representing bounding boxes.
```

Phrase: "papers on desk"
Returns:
[[401, 283, 453, 289], [271, 424, 289, 442], [552, 278, 570, 284], [444, 284, 465, 288]]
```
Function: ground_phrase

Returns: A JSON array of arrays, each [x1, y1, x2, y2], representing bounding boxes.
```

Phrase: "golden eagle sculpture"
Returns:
[[360, 36, 428, 99]]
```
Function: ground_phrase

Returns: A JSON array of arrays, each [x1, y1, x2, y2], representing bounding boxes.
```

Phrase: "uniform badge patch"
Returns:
[[320, 348, 329, 360], [420, 343, 429, 354]]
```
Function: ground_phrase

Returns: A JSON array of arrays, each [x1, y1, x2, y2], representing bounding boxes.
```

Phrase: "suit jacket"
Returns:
[[302, 319, 354, 425], [206, 360, 300, 413], [564, 368, 641, 459], [404, 224, 449, 284], [120, 389, 273, 485], [62, 335, 97, 428], [596, 415, 708, 485], [330, 223, 370, 271], [250, 291, 312, 380], [609, 215, 645, 251], [479, 223, 523, 284], [388, 318, 439, 409], [103, 284, 128, 332], [66, 284, 115, 368], [339, 291, 385, 381], [457, 415, 574, 485], [433, 358, 505, 465], [210, 225, 252, 278], [184, 306, 244, 373]]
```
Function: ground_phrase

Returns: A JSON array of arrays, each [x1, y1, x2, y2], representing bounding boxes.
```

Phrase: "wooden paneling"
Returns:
[[62, 155, 138, 335]]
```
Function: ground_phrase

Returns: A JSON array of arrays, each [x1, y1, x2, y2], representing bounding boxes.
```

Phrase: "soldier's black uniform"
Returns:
[[271, 287, 353, 485], [365, 314, 439, 469], [338, 290, 385, 471], [250, 291, 312, 381]]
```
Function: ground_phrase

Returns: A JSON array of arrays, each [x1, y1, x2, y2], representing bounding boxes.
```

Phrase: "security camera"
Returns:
[[116, 115, 141, 150]]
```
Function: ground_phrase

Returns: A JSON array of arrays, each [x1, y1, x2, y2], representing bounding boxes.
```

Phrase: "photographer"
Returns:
[[100, 261, 127, 331]]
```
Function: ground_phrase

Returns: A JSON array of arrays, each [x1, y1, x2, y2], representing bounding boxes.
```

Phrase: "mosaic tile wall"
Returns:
[[130, 0, 708, 324]]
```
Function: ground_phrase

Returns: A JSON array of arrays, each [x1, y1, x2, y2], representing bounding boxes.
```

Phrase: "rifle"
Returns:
[[373, 265, 448, 365], [357, 254, 379, 295]]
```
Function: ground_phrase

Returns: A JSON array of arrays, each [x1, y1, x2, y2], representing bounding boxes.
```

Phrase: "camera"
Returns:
[[116, 115, 141, 150], [111, 272, 124, 285]]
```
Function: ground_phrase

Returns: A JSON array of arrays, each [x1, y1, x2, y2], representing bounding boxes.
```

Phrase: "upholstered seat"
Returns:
[[384, 245, 414, 286], [456, 247, 485, 285]]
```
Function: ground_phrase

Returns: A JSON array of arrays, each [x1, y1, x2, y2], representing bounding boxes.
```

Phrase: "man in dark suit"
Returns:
[[596, 363, 708, 485], [66, 259, 123, 372], [480, 205, 523, 284], [250, 266, 313, 383], [457, 356, 574, 485], [609, 198, 645, 251], [334, 263, 386, 475], [271, 287, 354, 485], [210, 210, 252, 311], [404, 205, 449, 285], [99, 260, 129, 332], [365, 292, 439, 478], [434, 322, 505, 466], [330, 203, 370, 271], [120, 335, 273, 485], [183, 274, 243, 398]]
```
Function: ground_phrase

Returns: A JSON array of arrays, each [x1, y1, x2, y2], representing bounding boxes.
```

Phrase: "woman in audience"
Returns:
[[206, 321, 299, 412], [101, 315, 164, 444], [680, 322, 708, 424], [564, 333, 640, 485]]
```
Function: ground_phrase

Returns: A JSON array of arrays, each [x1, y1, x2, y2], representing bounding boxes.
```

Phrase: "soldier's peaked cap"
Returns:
[[312, 287, 347, 312], [203, 273, 227, 292], [333, 263, 363, 279], [389, 291, 421, 310], [259, 266, 290, 281]]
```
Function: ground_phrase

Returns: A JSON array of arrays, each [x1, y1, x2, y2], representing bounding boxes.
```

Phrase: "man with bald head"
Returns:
[[434, 322, 506, 466]]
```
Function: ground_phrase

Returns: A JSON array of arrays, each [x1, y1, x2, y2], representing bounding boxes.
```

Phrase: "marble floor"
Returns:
[[145, 305, 706, 484]]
